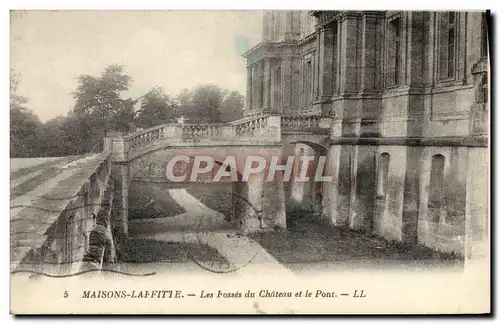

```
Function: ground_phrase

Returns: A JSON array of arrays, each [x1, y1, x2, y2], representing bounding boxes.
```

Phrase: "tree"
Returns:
[[72, 65, 134, 132], [191, 84, 223, 122], [135, 86, 176, 128], [69, 65, 136, 152], [35, 116, 68, 157], [10, 70, 41, 157], [220, 90, 244, 122], [174, 85, 244, 123]]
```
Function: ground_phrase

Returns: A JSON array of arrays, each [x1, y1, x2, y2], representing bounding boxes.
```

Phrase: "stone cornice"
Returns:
[[329, 136, 488, 147], [296, 31, 318, 46], [242, 42, 300, 64]]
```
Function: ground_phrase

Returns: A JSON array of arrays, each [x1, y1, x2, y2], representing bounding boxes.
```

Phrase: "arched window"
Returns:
[[428, 154, 445, 223], [377, 153, 390, 199]]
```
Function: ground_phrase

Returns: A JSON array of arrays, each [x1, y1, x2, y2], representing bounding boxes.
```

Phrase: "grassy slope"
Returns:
[[185, 183, 233, 218], [128, 182, 186, 219]]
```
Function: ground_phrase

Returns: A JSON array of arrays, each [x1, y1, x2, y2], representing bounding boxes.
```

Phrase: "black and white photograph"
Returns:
[[8, 8, 491, 314]]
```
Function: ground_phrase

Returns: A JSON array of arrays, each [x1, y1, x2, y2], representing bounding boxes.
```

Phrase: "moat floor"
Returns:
[[249, 219, 464, 274], [124, 186, 463, 276]]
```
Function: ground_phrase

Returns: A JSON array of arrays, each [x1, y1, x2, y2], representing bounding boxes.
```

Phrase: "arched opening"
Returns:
[[377, 153, 390, 200], [374, 152, 390, 234], [126, 154, 249, 234], [287, 141, 328, 229], [428, 154, 445, 224]]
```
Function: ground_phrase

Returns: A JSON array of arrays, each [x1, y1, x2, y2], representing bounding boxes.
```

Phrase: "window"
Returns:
[[331, 23, 338, 94], [377, 153, 390, 199], [387, 18, 401, 86], [481, 12, 488, 58], [303, 59, 313, 104], [438, 12, 457, 80], [428, 154, 445, 223], [447, 13, 456, 78], [481, 74, 488, 104]]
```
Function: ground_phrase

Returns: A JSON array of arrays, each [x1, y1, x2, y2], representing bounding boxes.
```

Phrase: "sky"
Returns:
[[10, 10, 263, 122]]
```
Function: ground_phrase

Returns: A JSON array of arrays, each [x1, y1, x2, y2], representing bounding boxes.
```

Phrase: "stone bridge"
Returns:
[[107, 114, 334, 237], [10, 114, 334, 274]]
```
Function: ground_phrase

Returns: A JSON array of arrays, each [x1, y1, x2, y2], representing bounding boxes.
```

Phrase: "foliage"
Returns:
[[135, 86, 176, 128], [10, 66, 246, 157], [72, 64, 136, 134], [174, 84, 244, 123], [220, 90, 245, 122], [10, 69, 42, 157]]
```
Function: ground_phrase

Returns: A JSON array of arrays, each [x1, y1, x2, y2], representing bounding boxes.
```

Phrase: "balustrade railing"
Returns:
[[281, 115, 322, 129], [234, 116, 268, 136], [127, 125, 165, 148], [124, 115, 277, 150], [123, 114, 332, 151], [180, 124, 224, 138], [122, 114, 333, 151]]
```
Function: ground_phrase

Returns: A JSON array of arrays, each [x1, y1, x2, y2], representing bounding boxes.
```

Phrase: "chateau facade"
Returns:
[[243, 11, 489, 257]]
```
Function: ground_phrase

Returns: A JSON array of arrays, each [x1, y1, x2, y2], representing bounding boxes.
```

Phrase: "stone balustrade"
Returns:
[[119, 115, 284, 153], [127, 125, 165, 148], [233, 115, 269, 136], [180, 123, 226, 138], [281, 115, 322, 129], [107, 114, 336, 162]]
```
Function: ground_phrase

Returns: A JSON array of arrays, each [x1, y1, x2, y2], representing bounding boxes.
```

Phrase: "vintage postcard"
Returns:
[[10, 9, 490, 314]]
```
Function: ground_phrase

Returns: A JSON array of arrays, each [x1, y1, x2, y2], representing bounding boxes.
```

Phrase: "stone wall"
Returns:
[[13, 153, 116, 274]]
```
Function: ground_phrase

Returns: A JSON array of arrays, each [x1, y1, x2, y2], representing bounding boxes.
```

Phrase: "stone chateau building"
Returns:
[[242, 11, 489, 257]]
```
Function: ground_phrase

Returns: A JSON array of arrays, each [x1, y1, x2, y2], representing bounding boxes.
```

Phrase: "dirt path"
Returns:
[[129, 188, 295, 277]]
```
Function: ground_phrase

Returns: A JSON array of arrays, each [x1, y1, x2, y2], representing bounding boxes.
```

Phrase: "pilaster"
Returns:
[[281, 56, 293, 113], [246, 64, 253, 114], [262, 58, 272, 111]]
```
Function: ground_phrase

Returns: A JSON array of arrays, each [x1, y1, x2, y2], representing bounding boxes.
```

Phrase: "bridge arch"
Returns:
[[111, 143, 287, 236]]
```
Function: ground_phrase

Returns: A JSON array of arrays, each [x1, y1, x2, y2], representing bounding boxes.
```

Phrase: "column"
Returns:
[[251, 63, 261, 110], [360, 12, 383, 136], [262, 58, 271, 111], [336, 145, 352, 226], [272, 59, 282, 112], [335, 20, 342, 95], [284, 11, 294, 41], [339, 13, 359, 94], [319, 26, 334, 99], [360, 12, 378, 91], [241, 178, 264, 233], [246, 64, 253, 113], [281, 56, 292, 113], [262, 181, 287, 229], [313, 29, 321, 100], [262, 11, 271, 41], [406, 11, 425, 86], [351, 146, 377, 231]]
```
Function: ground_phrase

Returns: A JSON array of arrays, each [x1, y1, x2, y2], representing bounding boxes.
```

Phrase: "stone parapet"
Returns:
[[11, 153, 115, 274]]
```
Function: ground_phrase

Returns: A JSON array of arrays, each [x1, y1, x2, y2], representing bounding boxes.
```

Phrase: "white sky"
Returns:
[[10, 10, 262, 122]]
